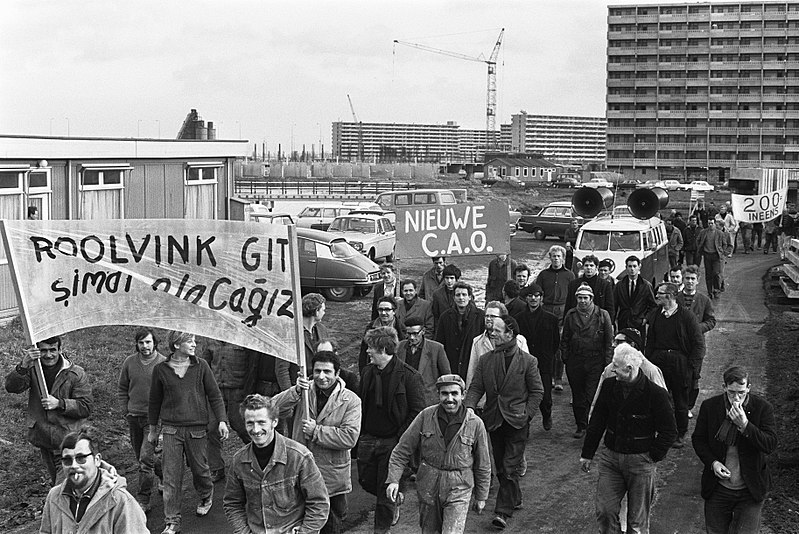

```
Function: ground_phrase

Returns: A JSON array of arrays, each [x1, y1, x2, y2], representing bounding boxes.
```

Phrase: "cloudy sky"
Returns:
[[1, 0, 644, 153]]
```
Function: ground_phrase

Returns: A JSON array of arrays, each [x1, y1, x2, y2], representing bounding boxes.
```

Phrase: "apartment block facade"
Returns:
[[509, 112, 607, 163], [607, 1, 799, 181]]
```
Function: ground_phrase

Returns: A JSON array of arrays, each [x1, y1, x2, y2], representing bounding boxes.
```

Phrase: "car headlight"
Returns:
[[350, 241, 363, 251]]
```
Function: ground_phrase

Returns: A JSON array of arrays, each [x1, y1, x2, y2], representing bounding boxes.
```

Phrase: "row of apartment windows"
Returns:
[[610, 53, 799, 62], [610, 86, 799, 95], [609, 134, 799, 143], [609, 118, 799, 127], [610, 102, 799, 110], [610, 36, 799, 47], [608, 151, 799, 162], [610, 5, 798, 16], [610, 20, 799, 32]]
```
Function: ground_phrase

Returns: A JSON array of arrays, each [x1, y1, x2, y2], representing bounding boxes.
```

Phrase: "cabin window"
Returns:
[[79, 164, 130, 220], [185, 162, 221, 219]]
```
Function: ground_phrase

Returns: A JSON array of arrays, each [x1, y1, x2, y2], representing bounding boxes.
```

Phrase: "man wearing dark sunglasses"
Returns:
[[40, 426, 148, 533]]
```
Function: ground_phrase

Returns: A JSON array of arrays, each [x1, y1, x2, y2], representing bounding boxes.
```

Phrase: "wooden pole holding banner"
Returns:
[[287, 225, 311, 422], [33, 357, 49, 401]]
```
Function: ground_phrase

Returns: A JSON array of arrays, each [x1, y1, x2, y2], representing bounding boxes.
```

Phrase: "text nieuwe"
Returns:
[[403, 205, 495, 256], [29, 234, 293, 326]]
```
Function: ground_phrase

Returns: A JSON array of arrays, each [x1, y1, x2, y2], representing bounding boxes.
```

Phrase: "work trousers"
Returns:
[[39, 447, 62, 486], [702, 253, 722, 294], [539, 371, 553, 420], [595, 448, 656, 534], [357, 434, 400, 533], [208, 387, 250, 473], [490, 420, 529, 518], [684, 250, 701, 269], [162, 425, 213, 527], [649, 349, 690, 436], [321, 493, 348, 534], [543, 303, 566, 383], [565, 356, 605, 431], [126, 414, 158, 501], [704, 485, 763, 534], [763, 232, 778, 253]]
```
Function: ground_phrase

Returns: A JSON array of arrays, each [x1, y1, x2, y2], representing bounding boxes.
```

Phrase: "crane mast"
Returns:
[[393, 28, 504, 153], [347, 94, 364, 161]]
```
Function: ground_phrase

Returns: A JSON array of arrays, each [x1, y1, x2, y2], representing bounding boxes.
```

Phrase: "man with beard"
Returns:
[[118, 328, 167, 510], [419, 256, 446, 300], [515, 284, 560, 430], [561, 284, 614, 439], [580, 345, 676, 534], [272, 351, 361, 534], [565, 254, 615, 316], [465, 316, 544, 530], [359, 296, 406, 372], [387, 374, 491, 533], [396, 317, 450, 407], [40, 426, 148, 533], [395, 279, 434, 339], [5, 335, 93, 485], [224, 394, 329, 534], [435, 282, 485, 380]]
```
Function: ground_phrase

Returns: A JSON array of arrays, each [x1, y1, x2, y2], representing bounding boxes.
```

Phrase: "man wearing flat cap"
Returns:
[[387, 374, 491, 533], [561, 283, 614, 439]]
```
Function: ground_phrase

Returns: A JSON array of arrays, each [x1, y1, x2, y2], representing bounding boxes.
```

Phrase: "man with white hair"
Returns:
[[536, 244, 576, 391], [580, 345, 677, 534]]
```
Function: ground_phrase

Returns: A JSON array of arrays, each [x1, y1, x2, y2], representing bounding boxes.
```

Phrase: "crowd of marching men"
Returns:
[[5, 239, 778, 533]]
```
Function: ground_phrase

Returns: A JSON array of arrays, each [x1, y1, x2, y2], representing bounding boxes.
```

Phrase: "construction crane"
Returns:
[[346, 94, 364, 161], [393, 28, 504, 152]]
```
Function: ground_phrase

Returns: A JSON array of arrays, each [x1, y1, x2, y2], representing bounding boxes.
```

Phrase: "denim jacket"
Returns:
[[223, 433, 329, 534]]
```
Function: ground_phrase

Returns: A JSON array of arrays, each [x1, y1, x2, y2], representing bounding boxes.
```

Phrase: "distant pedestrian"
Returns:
[[580, 345, 677, 534], [419, 256, 446, 300], [372, 263, 400, 320], [40, 426, 148, 533], [692, 366, 777, 534], [502, 280, 526, 317], [564, 218, 580, 270], [678, 265, 716, 419], [387, 374, 491, 534], [117, 328, 166, 511], [5, 335, 93, 485], [763, 216, 780, 254], [683, 215, 702, 268], [666, 220, 683, 268], [431, 264, 461, 329]]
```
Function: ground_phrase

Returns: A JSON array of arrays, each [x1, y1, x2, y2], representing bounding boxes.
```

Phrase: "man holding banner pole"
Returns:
[[5, 336, 93, 485]]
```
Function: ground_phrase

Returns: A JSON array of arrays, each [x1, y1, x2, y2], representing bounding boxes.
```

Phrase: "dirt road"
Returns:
[[9, 249, 781, 534]]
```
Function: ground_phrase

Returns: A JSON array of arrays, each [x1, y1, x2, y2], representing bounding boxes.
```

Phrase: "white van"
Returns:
[[296, 201, 381, 231], [375, 189, 458, 211]]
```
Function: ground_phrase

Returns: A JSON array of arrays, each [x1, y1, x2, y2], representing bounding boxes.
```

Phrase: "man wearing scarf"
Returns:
[[465, 315, 543, 530], [691, 366, 777, 534]]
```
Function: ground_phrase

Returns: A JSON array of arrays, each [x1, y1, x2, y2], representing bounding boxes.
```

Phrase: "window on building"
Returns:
[[185, 162, 221, 219], [79, 164, 131, 220]]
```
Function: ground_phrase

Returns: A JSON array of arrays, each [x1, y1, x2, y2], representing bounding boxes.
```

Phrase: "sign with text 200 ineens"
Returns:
[[0, 219, 301, 363], [395, 200, 510, 260]]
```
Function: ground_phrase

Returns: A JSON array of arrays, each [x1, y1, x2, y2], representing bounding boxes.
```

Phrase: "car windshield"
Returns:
[[610, 231, 641, 251], [330, 239, 358, 258], [578, 230, 610, 251], [329, 217, 375, 233]]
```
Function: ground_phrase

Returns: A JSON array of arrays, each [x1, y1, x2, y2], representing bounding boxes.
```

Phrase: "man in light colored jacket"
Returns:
[[40, 426, 148, 534], [272, 351, 361, 534], [387, 374, 491, 534]]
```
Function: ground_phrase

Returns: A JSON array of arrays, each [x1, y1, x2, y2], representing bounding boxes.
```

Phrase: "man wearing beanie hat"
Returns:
[[387, 374, 490, 533], [561, 283, 614, 439], [565, 254, 615, 316]]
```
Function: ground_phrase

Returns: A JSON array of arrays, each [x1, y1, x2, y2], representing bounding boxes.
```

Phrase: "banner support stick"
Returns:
[[287, 225, 310, 422]]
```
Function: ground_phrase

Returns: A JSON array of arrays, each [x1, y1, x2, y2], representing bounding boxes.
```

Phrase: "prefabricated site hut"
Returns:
[[484, 156, 559, 183], [0, 134, 249, 320]]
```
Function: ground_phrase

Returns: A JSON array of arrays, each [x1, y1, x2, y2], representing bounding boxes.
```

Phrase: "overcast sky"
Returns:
[[1, 0, 647, 153]]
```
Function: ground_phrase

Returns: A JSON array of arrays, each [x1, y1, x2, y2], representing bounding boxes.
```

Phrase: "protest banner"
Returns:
[[730, 168, 790, 223], [0, 219, 302, 363], [395, 200, 510, 260]]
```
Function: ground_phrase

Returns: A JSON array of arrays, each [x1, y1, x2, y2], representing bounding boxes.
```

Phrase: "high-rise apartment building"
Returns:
[[607, 2, 799, 181], [509, 112, 607, 163]]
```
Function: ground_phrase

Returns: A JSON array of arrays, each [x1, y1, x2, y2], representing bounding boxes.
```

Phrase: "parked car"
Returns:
[[296, 227, 381, 302], [551, 177, 581, 189], [509, 208, 522, 237], [518, 201, 584, 240], [617, 179, 642, 190], [662, 179, 687, 191], [687, 180, 715, 192], [326, 213, 396, 262], [250, 212, 295, 225], [583, 177, 615, 189], [636, 180, 667, 189], [296, 202, 381, 231]]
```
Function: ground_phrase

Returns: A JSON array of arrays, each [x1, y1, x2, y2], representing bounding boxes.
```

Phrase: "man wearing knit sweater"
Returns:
[[117, 328, 166, 511], [148, 331, 229, 534]]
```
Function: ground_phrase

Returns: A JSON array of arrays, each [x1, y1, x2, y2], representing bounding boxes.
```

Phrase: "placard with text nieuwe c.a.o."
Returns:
[[0, 219, 300, 362], [395, 200, 510, 260]]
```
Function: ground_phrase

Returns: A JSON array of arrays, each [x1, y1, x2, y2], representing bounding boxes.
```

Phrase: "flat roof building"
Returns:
[[606, 1, 799, 181], [509, 112, 607, 163]]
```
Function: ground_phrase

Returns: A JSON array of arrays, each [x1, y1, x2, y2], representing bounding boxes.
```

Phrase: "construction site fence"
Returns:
[[234, 179, 422, 197], [237, 161, 438, 180]]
